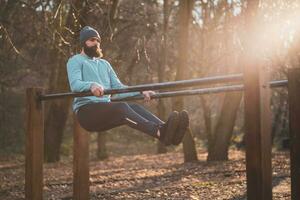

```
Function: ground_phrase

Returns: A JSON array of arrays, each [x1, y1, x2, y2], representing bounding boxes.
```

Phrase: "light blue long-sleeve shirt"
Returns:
[[67, 54, 139, 113]]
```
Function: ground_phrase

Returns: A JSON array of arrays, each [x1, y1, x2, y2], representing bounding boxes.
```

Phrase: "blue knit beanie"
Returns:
[[79, 26, 101, 46]]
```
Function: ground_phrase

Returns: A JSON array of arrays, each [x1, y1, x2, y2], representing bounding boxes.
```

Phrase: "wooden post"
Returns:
[[288, 68, 300, 200], [25, 88, 44, 200], [73, 114, 90, 200], [244, 64, 272, 200]]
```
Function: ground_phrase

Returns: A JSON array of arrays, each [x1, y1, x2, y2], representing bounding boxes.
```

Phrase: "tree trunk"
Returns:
[[182, 128, 198, 162], [173, 0, 198, 162], [157, 99, 167, 153], [207, 92, 242, 161], [271, 91, 285, 144], [97, 132, 108, 160], [201, 96, 214, 153]]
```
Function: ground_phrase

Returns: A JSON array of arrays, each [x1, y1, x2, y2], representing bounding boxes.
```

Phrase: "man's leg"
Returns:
[[77, 102, 160, 138], [128, 103, 188, 145], [127, 103, 180, 145], [127, 103, 165, 126]]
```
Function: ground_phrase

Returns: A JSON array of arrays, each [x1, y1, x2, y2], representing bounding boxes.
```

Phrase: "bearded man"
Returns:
[[66, 26, 189, 146]]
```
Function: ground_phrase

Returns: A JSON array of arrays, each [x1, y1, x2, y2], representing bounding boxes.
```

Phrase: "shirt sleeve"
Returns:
[[66, 57, 96, 92], [107, 62, 140, 99]]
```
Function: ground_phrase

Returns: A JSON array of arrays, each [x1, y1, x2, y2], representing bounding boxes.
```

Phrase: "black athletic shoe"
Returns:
[[159, 111, 180, 146], [172, 110, 189, 145]]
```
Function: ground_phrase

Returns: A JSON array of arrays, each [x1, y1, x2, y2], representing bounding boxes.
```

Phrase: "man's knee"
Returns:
[[116, 102, 130, 113], [128, 102, 142, 110]]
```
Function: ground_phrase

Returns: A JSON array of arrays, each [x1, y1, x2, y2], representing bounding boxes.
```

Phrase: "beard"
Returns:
[[83, 44, 103, 58]]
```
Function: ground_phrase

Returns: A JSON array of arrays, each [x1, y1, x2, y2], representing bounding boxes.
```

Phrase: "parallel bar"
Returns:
[[288, 68, 300, 200], [73, 114, 90, 200], [270, 79, 288, 88], [112, 80, 288, 101], [25, 88, 44, 200], [39, 74, 243, 101], [24, 78, 288, 199], [112, 84, 244, 101], [39, 77, 287, 102]]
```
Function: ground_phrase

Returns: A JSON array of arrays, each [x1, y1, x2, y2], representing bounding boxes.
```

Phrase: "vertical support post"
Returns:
[[244, 64, 272, 200], [25, 88, 44, 200], [288, 68, 300, 200], [73, 114, 90, 200]]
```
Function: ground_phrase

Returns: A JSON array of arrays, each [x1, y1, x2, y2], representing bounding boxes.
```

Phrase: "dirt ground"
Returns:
[[0, 149, 290, 200]]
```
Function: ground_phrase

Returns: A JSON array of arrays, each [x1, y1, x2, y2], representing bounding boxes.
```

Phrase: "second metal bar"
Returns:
[[112, 80, 287, 101]]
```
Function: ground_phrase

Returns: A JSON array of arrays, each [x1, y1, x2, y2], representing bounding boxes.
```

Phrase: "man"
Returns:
[[67, 26, 189, 146]]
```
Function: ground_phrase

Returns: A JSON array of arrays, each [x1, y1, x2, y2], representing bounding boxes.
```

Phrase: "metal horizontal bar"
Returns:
[[112, 79, 288, 101], [112, 84, 244, 101], [39, 74, 243, 101], [270, 79, 288, 88]]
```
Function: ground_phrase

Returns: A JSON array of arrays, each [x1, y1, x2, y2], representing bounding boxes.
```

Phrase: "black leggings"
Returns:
[[77, 102, 164, 138]]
